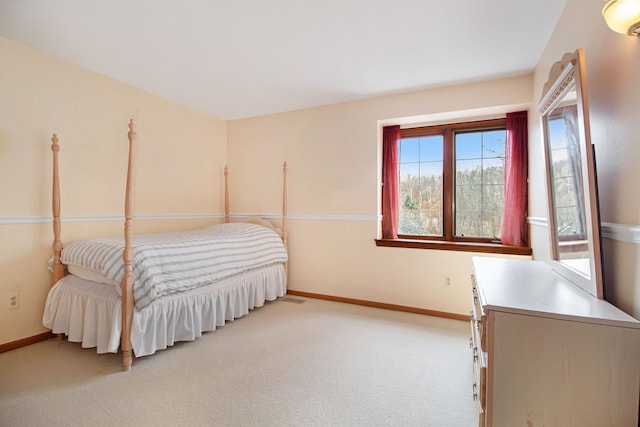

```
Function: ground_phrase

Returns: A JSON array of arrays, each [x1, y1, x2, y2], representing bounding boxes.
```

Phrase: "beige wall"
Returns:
[[11, 0, 634, 346], [0, 37, 227, 345], [529, 0, 640, 317], [228, 76, 533, 316]]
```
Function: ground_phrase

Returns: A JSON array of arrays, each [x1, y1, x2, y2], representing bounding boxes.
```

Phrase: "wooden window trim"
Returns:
[[384, 117, 531, 254], [374, 238, 532, 256], [443, 127, 454, 239], [400, 118, 506, 137]]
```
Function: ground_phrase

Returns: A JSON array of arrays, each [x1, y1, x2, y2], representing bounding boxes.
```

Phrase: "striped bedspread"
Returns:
[[60, 223, 288, 309]]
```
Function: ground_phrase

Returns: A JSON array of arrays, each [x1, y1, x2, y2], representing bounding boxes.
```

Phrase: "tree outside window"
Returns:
[[396, 119, 506, 243]]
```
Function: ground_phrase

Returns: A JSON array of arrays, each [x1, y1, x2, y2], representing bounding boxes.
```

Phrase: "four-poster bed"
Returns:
[[43, 119, 289, 371]]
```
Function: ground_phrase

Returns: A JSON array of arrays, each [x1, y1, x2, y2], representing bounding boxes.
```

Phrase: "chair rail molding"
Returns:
[[0, 213, 381, 225], [0, 214, 223, 224], [527, 217, 640, 245], [528, 216, 549, 228], [4, 215, 636, 244], [601, 222, 640, 245]]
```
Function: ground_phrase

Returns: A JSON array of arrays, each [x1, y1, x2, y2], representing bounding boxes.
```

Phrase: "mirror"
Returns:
[[539, 49, 604, 298]]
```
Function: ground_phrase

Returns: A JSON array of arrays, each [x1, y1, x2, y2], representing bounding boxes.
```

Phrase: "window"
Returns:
[[398, 134, 444, 236], [378, 118, 531, 255], [455, 128, 506, 239]]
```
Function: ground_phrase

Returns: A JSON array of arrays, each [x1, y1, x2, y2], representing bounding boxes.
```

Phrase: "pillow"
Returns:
[[232, 216, 282, 236], [67, 264, 120, 287]]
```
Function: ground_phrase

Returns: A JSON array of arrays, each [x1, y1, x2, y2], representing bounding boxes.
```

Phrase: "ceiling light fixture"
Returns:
[[602, 0, 640, 36]]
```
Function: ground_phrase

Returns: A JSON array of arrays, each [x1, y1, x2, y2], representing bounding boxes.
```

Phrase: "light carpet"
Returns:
[[0, 296, 476, 426]]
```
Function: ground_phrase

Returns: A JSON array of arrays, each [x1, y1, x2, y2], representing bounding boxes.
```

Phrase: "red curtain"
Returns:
[[382, 125, 400, 239], [501, 111, 528, 246]]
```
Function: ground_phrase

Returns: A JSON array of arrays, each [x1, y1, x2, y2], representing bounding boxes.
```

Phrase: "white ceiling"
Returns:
[[0, 0, 567, 120]]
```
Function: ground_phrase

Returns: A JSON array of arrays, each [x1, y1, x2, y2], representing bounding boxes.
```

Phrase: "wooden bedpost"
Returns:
[[224, 166, 230, 223], [282, 161, 288, 288], [51, 134, 64, 285], [121, 119, 136, 371]]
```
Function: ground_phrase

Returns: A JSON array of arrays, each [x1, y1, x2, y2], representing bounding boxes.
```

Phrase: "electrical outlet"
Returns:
[[444, 276, 452, 288], [9, 292, 19, 310]]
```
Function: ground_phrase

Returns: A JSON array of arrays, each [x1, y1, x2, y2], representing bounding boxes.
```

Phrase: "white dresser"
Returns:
[[470, 256, 640, 427]]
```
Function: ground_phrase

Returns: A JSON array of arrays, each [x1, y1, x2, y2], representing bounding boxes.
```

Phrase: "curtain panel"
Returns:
[[501, 111, 529, 247], [382, 125, 400, 239]]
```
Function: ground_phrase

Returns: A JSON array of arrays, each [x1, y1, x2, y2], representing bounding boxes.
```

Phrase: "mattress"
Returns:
[[43, 263, 286, 357], [60, 222, 288, 309]]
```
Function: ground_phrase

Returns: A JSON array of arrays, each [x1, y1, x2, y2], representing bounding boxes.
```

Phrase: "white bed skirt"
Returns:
[[42, 264, 286, 357]]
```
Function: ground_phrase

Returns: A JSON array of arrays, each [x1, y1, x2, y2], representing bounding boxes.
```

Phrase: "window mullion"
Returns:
[[443, 129, 454, 240]]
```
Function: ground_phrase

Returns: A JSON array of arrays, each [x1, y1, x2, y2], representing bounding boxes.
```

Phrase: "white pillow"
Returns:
[[232, 216, 282, 236], [67, 264, 119, 287]]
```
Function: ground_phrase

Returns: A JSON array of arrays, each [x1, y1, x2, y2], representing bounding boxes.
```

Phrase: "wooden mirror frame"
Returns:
[[538, 48, 604, 298]]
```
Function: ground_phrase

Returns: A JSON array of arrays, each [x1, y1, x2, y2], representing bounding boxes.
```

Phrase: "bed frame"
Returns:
[[49, 119, 288, 370]]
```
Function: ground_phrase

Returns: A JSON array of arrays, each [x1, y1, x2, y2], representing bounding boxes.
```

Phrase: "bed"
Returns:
[[42, 119, 289, 370]]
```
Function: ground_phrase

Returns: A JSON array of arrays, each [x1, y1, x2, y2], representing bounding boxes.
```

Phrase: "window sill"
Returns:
[[374, 238, 532, 256]]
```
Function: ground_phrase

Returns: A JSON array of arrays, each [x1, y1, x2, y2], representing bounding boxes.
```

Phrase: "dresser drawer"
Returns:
[[472, 353, 488, 427], [471, 273, 488, 422], [471, 275, 487, 352], [474, 352, 487, 410]]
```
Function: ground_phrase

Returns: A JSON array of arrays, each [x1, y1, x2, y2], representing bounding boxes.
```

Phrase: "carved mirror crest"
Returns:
[[539, 48, 604, 298]]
